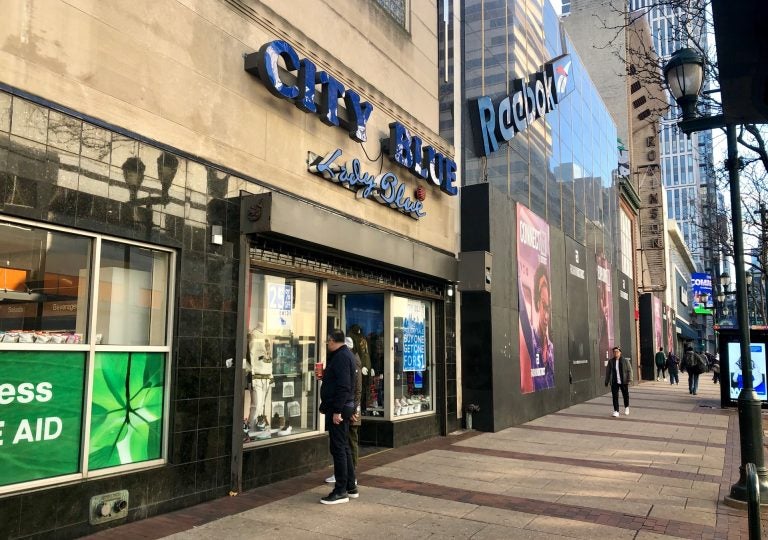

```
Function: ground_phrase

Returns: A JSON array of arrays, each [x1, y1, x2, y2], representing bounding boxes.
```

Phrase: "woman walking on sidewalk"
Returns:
[[605, 346, 633, 417]]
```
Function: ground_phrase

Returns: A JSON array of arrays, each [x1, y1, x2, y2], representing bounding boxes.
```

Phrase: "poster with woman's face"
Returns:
[[729, 343, 767, 400], [596, 254, 614, 365], [666, 305, 675, 354], [517, 203, 553, 394], [653, 296, 663, 352]]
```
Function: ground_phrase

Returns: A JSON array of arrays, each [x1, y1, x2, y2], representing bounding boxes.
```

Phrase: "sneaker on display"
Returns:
[[320, 491, 349, 505], [278, 425, 292, 436], [255, 430, 271, 440], [347, 488, 359, 499], [624, 407, 630, 416], [325, 475, 336, 484], [611, 411, 620, 417]]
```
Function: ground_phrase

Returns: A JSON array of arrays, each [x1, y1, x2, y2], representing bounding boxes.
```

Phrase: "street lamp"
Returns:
[[663, 48, 768, 504]]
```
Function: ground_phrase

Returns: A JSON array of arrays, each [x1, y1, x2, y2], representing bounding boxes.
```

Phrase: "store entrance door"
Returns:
[[327, 281, 385, 419]]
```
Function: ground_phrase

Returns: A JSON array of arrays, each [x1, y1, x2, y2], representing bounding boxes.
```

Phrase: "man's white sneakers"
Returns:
[[624, 407, 630, 415], [612, 411, 620, 417], [325, 475, 335, 483]]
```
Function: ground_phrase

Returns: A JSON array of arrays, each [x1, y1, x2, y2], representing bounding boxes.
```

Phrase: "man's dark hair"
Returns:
[[328, 329, 345, 343], [533, 264, 550, 310], [659, 347, 663, 351], [613, 346, 621, 352]]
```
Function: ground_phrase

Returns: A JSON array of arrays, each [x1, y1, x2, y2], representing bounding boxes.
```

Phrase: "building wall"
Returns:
[[460, 0, 622, 431], [0, 0, 457, 254], [0, 2, 458, 536]]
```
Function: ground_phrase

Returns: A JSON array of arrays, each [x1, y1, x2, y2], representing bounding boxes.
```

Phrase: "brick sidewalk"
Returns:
[[84, 380, 767, 540]]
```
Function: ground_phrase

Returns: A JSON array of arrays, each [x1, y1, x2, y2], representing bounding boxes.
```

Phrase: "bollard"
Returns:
[[746, 462, 762, 540]]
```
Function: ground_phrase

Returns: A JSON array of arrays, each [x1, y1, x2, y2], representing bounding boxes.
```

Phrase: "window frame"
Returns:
[[0, 216, 175, 495]]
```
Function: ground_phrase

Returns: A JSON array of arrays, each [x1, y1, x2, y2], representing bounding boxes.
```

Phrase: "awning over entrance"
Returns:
[[676, 318, 698, 340]]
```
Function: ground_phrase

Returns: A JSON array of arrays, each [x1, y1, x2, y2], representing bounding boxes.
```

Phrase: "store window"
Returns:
[[243, 272, 319, 443], [0, 218, 173, 493], [0, 222, 90, 342], [342, 294, 385, 418], [393, 296, 432, 416]]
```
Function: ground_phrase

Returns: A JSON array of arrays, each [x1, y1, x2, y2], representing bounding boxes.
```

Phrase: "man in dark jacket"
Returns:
[[682, 344, 702, 395], [319, 330, 357, 504], [605, 346, 633, 417], [654, 347, 667, 381]]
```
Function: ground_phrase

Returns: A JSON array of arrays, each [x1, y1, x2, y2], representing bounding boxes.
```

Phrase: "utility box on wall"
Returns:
[[458, 251, 492, 292]]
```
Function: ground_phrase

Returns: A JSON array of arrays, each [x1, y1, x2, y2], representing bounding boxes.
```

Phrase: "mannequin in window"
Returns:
[[248, 323, 273, 429], [348, 324, 371, 410]]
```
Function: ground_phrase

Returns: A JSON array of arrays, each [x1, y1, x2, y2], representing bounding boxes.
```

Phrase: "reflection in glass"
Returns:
[[393, 296, 432, 417], [343, 294, 385, 417], [96, 241, 169, 346], [0, 221, 90, 343], [243, 272, 318, 442]]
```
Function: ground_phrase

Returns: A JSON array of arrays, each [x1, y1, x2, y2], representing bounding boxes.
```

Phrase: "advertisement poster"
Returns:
[[618, 272, 633, 363], [653, 296, 663, 352], [728, 343, 767, 401], [692, 272, 714, 315], [666, 305, 676, 355], [402, 299, 426, 371], [0, 351, 85, 487], [596, 253, 614, 366], [566, 238, 590, 381], [267, 282, 293, 329], [517, 203, 554, 393], [89, 352, 165, 470]]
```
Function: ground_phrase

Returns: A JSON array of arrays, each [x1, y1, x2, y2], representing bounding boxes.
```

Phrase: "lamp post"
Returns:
[[663, 48, 768, 503]]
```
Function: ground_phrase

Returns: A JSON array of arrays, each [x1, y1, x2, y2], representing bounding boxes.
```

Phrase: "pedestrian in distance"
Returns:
[[318, 330, 358, 505], [666, 350, 680, 386], [605, 346, 633, 417], [681, 344, 706, 395], [655, 347, 667, 381], [711, 354, 720, 384]]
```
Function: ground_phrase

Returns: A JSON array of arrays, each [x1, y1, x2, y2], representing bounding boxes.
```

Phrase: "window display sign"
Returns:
[[0, 351, 85, 487], [402, 300, 426, 371], [728, 343, 767, 401], [692, 273, 713, 315], [89, 352, 165, 470], [267, 283, 293, 329]]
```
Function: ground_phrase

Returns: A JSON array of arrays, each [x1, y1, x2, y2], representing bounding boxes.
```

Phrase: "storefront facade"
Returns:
[[0, 1, 460, 536], [455, 0, 634, 430]]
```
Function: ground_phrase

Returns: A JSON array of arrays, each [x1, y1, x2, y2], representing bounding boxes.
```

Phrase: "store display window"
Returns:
[[0, 218, 173, 493], [342, 294, 385, 417], [242, 271, 319, 443], [393, 296, 433, 416]]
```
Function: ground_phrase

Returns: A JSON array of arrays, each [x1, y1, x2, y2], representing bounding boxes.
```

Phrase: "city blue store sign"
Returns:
[[244, 39, 457, 220], [469, 54, 574, 157]]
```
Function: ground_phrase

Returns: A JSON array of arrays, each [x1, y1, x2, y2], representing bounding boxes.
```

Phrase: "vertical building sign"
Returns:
[[596, 254, 614, 366], [517, 204, 554, 393], [637, 165, 666, 291], [566, 238, 590, 381]]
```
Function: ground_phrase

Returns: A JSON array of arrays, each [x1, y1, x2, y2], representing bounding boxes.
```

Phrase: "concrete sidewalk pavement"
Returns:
[[85, 378, 767, 539]]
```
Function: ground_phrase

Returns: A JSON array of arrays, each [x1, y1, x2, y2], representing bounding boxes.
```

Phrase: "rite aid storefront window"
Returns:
[[0, 219, 173, 492]]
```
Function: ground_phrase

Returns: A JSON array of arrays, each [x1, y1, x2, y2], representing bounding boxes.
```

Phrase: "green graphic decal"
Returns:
[[89, 352, 165, 470], [0, 351, 85, 487]]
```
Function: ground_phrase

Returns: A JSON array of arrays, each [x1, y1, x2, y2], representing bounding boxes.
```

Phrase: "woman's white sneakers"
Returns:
[[624, 407, 630, 415], [612, 411, 620, 417]]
